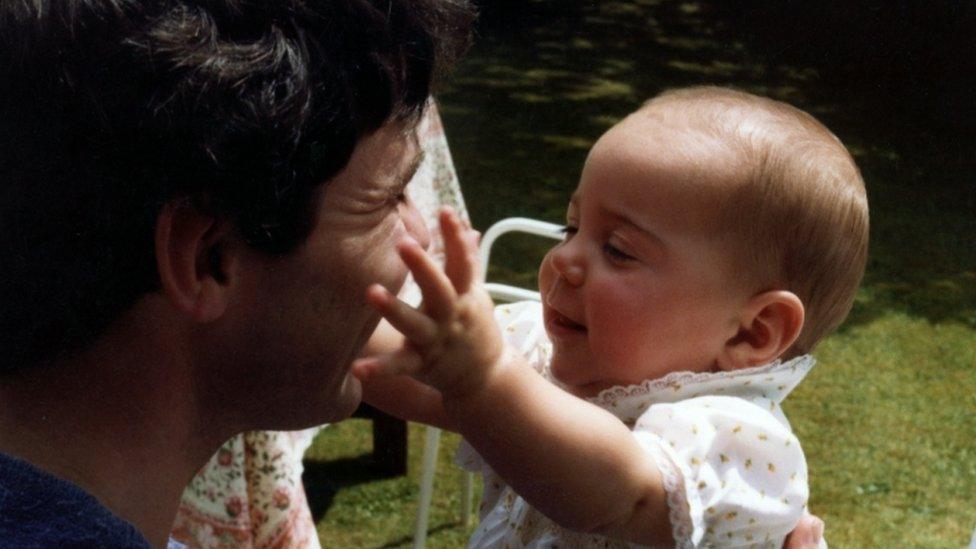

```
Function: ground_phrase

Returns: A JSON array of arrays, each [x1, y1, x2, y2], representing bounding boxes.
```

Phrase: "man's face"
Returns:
[[214, 122, 429, 429]]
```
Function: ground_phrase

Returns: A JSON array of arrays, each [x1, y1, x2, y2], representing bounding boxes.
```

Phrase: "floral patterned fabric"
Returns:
[[171, 100, 467, 548], [172, 431, 319, 548]]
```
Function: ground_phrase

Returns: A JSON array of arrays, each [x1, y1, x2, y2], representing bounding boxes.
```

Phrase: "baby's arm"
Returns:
[[360, 374, 454, 430], [447, 347, 674, 543], [353, 208, 673, 544]]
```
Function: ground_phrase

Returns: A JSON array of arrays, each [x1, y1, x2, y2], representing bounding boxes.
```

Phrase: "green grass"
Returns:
[[306, 1, 976, 546], [306, 421, 475, 547]]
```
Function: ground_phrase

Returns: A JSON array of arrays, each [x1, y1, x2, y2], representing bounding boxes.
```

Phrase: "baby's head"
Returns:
[[539, 86, 868, 396]]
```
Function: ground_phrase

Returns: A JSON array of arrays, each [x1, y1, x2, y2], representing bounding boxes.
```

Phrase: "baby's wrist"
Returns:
[[440, 344, 519, 407]]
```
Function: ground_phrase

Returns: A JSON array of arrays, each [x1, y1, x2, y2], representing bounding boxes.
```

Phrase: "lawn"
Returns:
[[305, 1, 976, 546]]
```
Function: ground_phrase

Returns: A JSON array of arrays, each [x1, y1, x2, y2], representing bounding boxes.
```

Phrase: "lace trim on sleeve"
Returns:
[[637, 434, 701, 548]]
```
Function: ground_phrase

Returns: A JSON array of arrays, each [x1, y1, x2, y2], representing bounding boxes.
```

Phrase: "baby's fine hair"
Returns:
[[640, 87, 869, 355]]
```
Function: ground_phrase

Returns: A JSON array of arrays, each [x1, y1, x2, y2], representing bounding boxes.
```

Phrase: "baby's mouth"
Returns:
[[549, 309, 587, 333]]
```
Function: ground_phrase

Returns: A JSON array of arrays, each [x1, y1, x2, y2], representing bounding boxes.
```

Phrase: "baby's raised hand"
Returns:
[[352, 208, 507, 400]]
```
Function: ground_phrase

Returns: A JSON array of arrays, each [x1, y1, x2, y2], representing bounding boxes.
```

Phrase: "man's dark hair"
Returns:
[[0, 0, 474, 374]]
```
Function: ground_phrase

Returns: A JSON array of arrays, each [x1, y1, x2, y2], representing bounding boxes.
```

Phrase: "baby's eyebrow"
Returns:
[[609, 209, 667, 249]]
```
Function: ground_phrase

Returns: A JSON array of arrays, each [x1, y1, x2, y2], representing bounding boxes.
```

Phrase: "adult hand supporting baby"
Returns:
[[785, 515, 826, 548]]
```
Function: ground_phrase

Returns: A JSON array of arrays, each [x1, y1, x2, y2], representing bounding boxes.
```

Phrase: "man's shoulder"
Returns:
[[0, 452, 150, 548]]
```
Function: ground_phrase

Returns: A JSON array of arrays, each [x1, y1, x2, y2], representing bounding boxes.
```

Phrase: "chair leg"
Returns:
[[371, 409, 408, 477], [413, 426, 442, 549], [461, 471, 474, 526]]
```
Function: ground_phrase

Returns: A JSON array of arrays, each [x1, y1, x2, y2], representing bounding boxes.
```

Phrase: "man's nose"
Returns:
[[549, 241, 585, 286], [401, 197, 431, 251]]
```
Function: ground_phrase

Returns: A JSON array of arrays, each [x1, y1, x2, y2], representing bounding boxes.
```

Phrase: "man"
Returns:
[[0, 1, 473, 545]]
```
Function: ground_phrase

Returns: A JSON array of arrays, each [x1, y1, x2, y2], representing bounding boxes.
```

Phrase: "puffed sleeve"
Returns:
[[632, 395, 808, 548]]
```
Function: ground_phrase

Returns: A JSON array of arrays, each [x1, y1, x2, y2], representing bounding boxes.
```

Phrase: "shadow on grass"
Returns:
[[303, 453, 400, 523], [440, 0, 975, 331]]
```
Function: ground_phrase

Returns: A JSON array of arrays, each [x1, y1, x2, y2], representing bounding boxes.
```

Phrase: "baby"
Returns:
[[355, 87, 868, 547]]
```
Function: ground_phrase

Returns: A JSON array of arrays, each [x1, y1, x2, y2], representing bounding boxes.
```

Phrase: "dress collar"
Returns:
[[582, 355, 816, 424]]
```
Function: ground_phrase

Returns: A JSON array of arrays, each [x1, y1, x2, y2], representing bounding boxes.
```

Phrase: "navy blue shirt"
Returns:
[[0, 451, 153, 548]]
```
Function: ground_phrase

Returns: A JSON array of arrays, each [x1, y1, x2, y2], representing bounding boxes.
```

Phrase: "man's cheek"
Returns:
[[370, 239, 410, 293]]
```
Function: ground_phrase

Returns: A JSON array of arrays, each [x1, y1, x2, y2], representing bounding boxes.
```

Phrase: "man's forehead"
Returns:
[[354, 122, 419, 168]]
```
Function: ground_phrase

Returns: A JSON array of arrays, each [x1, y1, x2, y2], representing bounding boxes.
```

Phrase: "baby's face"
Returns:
[[538, 117, 751, 397]]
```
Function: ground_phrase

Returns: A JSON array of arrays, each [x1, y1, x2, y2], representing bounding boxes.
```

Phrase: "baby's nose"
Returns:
[[550, 244, 585, 286]]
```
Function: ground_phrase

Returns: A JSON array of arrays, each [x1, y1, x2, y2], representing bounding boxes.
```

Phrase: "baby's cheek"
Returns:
[[587, 282, 650, 357], [537, 253, 557, 296]]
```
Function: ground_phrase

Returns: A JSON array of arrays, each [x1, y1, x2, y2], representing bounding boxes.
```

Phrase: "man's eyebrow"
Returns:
[[399, 150, 426, 188]]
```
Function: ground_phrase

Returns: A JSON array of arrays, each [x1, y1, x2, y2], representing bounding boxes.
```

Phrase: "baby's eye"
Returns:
[[603, 243, 634, 262]]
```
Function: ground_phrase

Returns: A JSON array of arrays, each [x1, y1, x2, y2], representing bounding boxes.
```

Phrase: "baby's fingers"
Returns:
[[398, 238, 458, 320], [366, 284, 437, 346], [465, 229, 481, 252], [352, 348, 424, 380], [440, 207, 477, 294]]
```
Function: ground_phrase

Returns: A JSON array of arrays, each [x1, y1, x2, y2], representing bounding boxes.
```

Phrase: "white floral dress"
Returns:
[[457, 301, 813, 549]]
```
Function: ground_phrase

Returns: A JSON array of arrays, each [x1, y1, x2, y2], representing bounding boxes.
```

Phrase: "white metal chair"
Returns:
[[412, 217, 564, 548]]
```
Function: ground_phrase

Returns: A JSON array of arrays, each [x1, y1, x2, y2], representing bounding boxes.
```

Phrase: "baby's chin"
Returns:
[[549, 352, 685, 398], [547, 357, 607, 398]]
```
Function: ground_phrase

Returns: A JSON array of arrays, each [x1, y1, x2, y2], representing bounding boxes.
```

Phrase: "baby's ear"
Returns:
[[716, 291, 804, 372]]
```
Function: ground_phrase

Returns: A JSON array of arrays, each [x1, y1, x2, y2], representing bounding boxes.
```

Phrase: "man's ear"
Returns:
[[717, 290, 804, 371], [155, 200, 238, 322]]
